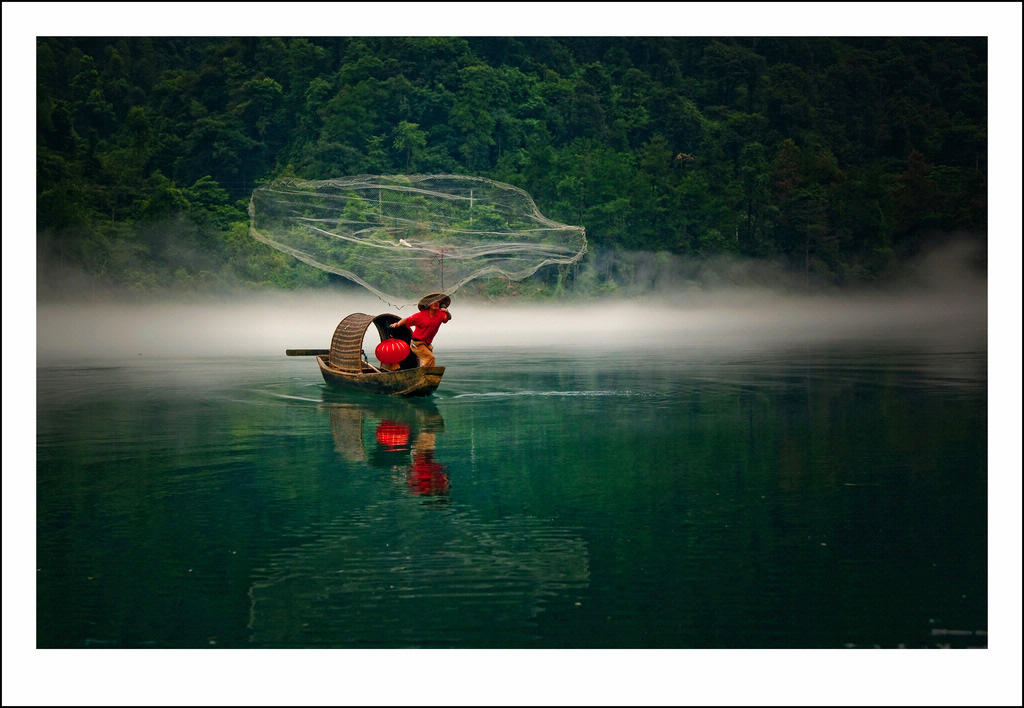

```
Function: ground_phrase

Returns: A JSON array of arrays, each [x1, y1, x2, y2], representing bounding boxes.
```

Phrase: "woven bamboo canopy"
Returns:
[[328, 313, 414, 372]]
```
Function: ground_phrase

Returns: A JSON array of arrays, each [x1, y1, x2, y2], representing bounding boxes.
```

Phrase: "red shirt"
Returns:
[[404, 309, 450, 344]]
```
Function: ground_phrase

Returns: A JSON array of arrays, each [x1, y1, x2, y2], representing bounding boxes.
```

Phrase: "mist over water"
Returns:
[[35, 265, 987, 363]]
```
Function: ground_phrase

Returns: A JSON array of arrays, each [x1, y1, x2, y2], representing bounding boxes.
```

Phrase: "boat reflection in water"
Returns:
[[327, 394, 450, 500], [246, 394, 590, 647]]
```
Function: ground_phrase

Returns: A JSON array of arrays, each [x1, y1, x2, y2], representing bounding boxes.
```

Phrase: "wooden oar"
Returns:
[[287, 348, 389, 374]]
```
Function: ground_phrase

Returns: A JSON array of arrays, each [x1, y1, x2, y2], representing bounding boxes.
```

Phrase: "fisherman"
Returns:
[[390, 293, 452, 368]]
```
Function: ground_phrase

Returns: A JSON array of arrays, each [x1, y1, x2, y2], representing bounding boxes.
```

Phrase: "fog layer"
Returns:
[[35, 274, 987, 364]]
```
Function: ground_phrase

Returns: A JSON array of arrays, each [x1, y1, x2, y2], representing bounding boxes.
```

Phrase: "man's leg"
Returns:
[[410, 341, 435, 368]]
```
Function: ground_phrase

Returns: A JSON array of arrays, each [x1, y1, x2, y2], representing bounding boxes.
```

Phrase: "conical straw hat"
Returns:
[[417, 292, 451, 311]]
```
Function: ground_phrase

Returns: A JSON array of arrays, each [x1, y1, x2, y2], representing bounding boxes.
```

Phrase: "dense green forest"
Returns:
[[36, 36, 988, 300]]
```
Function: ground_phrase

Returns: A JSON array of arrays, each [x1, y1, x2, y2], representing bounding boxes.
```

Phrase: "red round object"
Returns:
[[376, 420, 410, 448], [375, 338, 410, 365]]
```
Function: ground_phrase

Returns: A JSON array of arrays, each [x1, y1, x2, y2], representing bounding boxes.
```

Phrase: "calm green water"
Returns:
[[36, 342, 987, 649]]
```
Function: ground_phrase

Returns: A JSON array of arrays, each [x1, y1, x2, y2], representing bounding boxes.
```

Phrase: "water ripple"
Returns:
[[450, 389, 656, 399]]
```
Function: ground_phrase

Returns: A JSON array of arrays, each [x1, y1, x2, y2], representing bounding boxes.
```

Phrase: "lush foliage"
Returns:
[[36, 37, 987, 299]]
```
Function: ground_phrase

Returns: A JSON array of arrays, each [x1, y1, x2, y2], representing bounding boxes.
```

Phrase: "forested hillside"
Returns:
[[36, 36, 988, 299]]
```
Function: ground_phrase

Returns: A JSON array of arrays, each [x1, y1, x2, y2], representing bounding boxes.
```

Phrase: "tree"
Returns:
[[449, 65, 500, 171], [737, 142, 774, 254], [698, 40, 767, 111], [126, 105, 151, 171], [893, 149, 946, 244], [232, 76, 284, 172], [392, 121, 427, 172], [176, 115, 260, 199]]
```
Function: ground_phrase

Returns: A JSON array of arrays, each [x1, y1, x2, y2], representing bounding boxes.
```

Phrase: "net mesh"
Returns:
[[248, 174, 587, 305]]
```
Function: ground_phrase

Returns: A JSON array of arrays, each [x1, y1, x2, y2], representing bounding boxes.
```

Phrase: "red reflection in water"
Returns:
[[407, 448, 450, 497], [375, 420, 410, 449]]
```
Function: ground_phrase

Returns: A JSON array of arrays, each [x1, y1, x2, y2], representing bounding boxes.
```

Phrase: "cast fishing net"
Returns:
[[249, 174, 587, 305]]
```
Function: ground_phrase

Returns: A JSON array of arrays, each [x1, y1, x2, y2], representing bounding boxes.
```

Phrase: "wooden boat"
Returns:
[[289, 312, 445, 397]]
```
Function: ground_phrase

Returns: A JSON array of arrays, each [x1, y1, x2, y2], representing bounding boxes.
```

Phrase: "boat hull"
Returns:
[[317, 356, 445, 397]]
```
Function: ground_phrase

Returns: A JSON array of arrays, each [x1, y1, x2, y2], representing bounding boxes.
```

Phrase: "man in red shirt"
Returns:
[[390, 293, 452, 368]]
